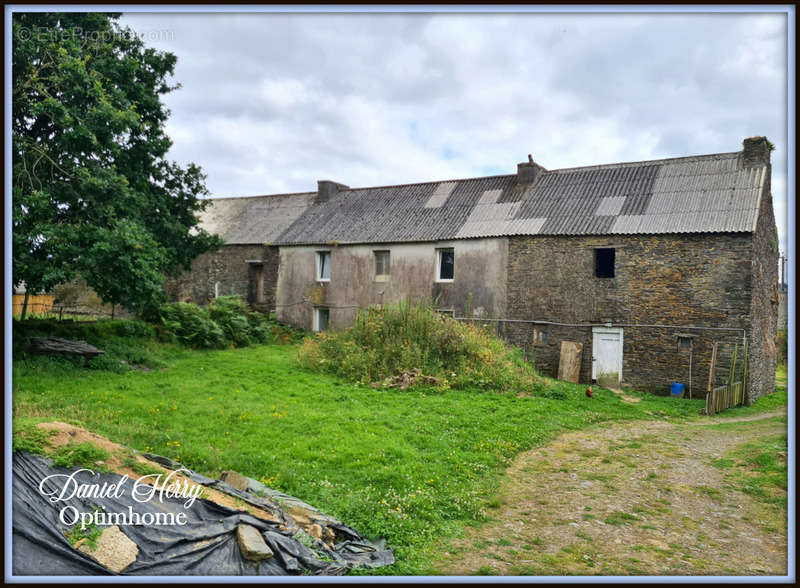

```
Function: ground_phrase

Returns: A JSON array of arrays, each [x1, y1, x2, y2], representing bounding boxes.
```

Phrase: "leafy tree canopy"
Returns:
[[12, 12, 222, 313]]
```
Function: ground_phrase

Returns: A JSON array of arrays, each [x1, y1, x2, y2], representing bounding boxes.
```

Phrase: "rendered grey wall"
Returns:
[[275, 239, 508, 330]]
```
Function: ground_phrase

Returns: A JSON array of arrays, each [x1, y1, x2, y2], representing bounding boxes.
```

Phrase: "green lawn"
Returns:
[[11, 339, 781, 575]]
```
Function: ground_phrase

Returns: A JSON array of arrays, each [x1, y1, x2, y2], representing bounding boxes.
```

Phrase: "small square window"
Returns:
[[678, 336, 693, 350], [314, 307, 330, 332], [436, 248, 454, 282], [316, 251, 331, 281], [595, 248, 615, 278], [374, 250, 391, 280]]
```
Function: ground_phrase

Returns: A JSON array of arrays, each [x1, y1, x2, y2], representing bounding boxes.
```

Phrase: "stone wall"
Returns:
[[164, 244, 279, 311], [746, 169, 779, 402], [505, 233, 755, 394]]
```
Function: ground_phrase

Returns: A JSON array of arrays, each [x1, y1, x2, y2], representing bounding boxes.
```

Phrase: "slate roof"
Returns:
[[198, 192, 315, 244], [271, 150, 767, 245]]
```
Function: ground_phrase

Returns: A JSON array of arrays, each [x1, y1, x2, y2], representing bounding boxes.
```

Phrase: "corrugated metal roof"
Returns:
[[199, 192, 315, 244], [275, 175, 520, 245], [424, 182, 457, 208], [267, 150, 767, 245]]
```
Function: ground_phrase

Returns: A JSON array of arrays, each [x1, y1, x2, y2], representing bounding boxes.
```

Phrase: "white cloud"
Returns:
[[259, 79, 311, 110]]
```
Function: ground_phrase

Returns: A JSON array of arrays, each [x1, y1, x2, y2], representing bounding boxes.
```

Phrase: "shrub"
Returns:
[[157, 296, 298, 349], [159, 302, 227, 348], [208, 296, 270, 347], [298, 300, 545, 394]]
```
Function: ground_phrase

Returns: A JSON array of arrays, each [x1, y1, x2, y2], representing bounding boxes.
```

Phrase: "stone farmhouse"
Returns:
[[167, 137, 779, 402]]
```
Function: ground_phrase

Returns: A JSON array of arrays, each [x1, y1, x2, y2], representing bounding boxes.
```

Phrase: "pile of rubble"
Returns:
[[371, 368, 441, 390]]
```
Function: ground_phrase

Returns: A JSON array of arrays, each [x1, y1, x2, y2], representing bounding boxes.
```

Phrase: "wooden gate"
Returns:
[[704, 340, 747, 415], [706, 381, 744, 415]]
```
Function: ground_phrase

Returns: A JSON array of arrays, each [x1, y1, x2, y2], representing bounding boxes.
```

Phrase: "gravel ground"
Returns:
[[435, 410, 788, 577]]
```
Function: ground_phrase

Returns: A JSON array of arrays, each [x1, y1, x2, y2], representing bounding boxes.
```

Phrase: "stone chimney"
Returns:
[[517, 160, 546, 185], [742, 136, 771, 168], [315, 180, 349, 204]]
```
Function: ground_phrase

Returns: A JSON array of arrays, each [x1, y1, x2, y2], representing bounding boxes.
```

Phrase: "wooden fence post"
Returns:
[[20, 291, 30, 320], [728, 343, 738, 395], [705, 343, 718, 415], [707, 342, 718, 393], [741, 339, 749, 406]]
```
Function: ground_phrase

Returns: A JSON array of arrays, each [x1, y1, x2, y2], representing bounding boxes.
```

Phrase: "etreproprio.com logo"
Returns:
[[15, 26, 175, 44]]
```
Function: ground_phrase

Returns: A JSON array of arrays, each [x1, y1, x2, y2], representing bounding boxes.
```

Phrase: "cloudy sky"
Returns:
[[120, 9, 790, 256]]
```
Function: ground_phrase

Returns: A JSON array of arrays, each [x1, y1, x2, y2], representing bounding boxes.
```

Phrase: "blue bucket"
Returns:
[[670, 382, 686, 396]]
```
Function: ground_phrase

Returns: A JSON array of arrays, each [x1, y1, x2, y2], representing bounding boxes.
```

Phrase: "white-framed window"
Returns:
[[436, 248, 454, 282], [314, 307, 330, 332], [374, 250, 391, 281], [316, 251, 331, 282]]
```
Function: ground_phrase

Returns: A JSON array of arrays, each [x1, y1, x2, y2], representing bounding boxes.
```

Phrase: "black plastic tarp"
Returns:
[[12, 451, 394, 576]]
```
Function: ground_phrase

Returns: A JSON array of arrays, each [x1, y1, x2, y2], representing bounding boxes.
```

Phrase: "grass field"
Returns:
[[11, 327, 786, 575]]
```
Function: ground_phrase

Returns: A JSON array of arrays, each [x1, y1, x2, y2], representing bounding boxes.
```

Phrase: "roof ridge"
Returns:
[[342, 173, 517, 193], [203, 192, 316, 201], [546, 151, 740, 174]]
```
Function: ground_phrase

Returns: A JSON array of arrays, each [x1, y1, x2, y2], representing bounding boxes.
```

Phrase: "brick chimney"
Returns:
[[316, 180, 349, 204], [742, 136, 771, 168], [517, 160, 546, 185]]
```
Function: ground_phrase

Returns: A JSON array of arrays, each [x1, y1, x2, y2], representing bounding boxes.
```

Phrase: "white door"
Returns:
[[592, 327, 623, 386]]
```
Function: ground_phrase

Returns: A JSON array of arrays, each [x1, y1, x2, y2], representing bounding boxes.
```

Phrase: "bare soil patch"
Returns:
[[435, 412, 787, 576]]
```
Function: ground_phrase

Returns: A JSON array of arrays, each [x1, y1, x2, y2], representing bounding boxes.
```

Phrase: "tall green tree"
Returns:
[[12, 12, 222, 315]]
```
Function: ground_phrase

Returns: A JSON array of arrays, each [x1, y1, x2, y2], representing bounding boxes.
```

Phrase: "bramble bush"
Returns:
[[159, 301, 226, 348], [208, 296, 271, 346], [157, 296, 303, 349], [297, 300, 546, 395], [159, 296, 273, 349]]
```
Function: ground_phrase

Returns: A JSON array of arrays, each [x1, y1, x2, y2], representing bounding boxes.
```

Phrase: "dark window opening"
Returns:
[[678, 336, 693, 350], [315, 307, 330, 332], [438, 248, 454, 281], [595, 248, 615, 278]]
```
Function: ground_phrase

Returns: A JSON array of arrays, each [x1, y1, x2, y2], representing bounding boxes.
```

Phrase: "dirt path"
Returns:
[[435, 411, 787, 576]]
